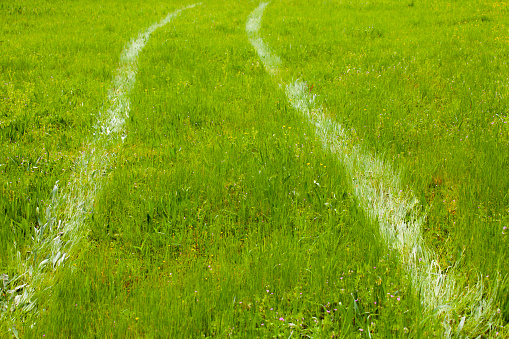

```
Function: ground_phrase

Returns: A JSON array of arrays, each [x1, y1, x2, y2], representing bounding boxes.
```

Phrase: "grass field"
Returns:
[[1, 0, 508, 337]]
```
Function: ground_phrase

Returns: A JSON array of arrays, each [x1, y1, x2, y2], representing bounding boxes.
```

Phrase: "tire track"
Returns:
[[2, 4, 200, 335], [247, 2, 501, 337]]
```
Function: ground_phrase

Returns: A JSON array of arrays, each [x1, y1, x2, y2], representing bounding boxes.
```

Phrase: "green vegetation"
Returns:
[[262, 0, 509, 280], [1, 0, 507, 337]]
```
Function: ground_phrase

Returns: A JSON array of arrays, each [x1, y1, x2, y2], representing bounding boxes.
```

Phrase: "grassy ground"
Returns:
[[262, 0, 509, 281], [1, 0, 508, 337]]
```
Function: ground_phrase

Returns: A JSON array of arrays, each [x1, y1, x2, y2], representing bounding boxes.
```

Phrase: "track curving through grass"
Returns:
[[247, 2, 505, 337], [1, 4, 200, 335]]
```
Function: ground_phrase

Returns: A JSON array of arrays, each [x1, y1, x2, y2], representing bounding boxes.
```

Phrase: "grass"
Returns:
[[262, 0, 509, 292], [1, 0, 508, 337]]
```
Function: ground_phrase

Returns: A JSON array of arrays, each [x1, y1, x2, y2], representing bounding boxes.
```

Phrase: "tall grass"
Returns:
[[1, 0, 507, 337], [250, 1, 508, 336]]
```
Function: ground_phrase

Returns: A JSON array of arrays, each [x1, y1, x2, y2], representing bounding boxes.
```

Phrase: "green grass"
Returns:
[[1, 0, 508, 337], [262, 0, 509, 279]]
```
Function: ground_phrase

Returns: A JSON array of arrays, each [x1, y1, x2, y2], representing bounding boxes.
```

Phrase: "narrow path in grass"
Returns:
[[246, 2, 502, 337], [2, 4, 200, 333]]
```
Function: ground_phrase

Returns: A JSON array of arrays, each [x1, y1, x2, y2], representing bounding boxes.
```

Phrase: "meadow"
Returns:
[[0, 0, 508, 337]]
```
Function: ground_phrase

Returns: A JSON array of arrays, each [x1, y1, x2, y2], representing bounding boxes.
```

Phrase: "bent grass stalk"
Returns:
[[1, 4, 199, 334], [247, 2, 502, 337]]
